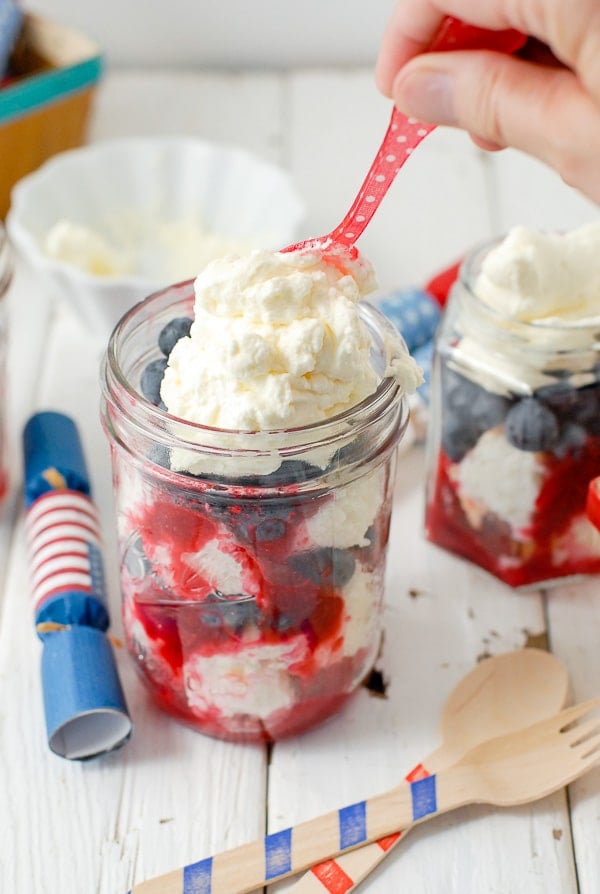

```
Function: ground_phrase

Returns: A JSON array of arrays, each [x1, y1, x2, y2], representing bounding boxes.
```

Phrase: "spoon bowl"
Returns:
[[436, 647, 569, 762]]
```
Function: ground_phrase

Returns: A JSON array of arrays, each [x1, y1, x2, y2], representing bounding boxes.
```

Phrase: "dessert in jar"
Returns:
[[425, 223, 600, 588], [101, 246, 422, 742]]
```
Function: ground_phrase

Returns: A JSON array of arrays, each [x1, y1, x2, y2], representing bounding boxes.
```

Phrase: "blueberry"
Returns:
[[290, 548, 356, 588], [553, 422, 587, 458], [140, 357, 168, 405], [441, 412, 481, 462], [328, 438, 367, 468], [204, 593, 261, 632], [536, 381, 577, 412], [363, 525, 376, 545], [158, 316, 193, 357], [471, 390, 510, 430], [441, 367, 485, 412], [274, 613, 298, 632], [208, 498, 292, 544], [568, 386, 600, 429], [228, 459, 322, 488], [148, 443, 171, 468], [261, 460, 321, 486], [220, 600, 261, 631], [255, 518, 287, 541], [537, 381, 597, 423], [200, 607, 225, 628], [505, 397, 560, 452], [536, 381, 600, 437], [439, 366, 511, 461], [241, 508, 289, 542]]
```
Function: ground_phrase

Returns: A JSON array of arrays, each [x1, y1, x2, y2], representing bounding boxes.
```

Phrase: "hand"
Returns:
[[375, 0, 600, 203]]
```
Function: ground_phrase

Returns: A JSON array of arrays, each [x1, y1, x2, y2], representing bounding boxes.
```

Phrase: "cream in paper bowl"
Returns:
[[6, 136, 305, 339]]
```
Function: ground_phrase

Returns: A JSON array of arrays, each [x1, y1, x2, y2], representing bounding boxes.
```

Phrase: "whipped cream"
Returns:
[[44, 215, 255, 282], [302, 467, 386, 549], [45, 221, 133, 276], [452, 427, 547, 533], [476, 223, 600, 323], [184, 637, 307, 720], [162, 247, 421, 436]]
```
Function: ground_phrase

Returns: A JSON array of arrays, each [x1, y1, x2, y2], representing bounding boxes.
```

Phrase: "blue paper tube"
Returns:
[[23, 412, 132, 759], [23, 411, 91, 507]]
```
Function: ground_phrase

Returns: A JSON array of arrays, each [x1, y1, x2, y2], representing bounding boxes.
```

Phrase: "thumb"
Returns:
[[391, 51, 600, 202]]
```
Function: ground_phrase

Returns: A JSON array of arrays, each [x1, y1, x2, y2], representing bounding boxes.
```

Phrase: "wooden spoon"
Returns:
[[288, 647, 569, 893], [132, 695, 600, 894], [128, 648, 569, 894]]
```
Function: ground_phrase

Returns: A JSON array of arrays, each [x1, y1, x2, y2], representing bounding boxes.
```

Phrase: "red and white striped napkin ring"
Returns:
[[25, 489, 106, 612]]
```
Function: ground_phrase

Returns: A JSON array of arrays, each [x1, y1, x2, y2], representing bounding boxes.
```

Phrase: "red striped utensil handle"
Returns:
[[128, 772, 439, 894], [286, 647, 570, 894], [289, 763, 430, 894]]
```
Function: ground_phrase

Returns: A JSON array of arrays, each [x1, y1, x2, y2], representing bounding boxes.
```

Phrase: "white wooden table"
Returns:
[[1, 67, 600, 893]]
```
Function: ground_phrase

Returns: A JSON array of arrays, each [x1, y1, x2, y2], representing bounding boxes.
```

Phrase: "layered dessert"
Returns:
[[105, 246, 421, 741], [426, 223, 600, 588]]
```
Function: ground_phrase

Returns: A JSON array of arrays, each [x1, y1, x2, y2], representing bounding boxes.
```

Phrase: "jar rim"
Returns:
[[102, 281, 409, 460]]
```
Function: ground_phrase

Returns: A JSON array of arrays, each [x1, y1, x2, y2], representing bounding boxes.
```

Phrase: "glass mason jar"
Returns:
[[425, 237, 600, 589], [101, 280, 410, 743], [0, 224, 12, 499]]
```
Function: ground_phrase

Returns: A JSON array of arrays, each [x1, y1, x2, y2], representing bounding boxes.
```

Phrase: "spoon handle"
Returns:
[[306, 17, 526, 250], [329, 110, 434, 248], [284, 761, 435, 893], [128, 776, 439, 894]]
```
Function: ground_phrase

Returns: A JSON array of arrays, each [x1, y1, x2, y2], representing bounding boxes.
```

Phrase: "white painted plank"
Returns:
[[27, 0, 393, 69], [487, 148, 598, 234], [89, 69, 286, 166], [544, 579, 600, 894], [268, 447, 577, 892]]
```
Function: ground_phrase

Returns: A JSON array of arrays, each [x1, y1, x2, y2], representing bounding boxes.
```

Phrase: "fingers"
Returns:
[[375, 0, 522, 95], [375, 0, 445, 96], [376, 0, 600, 102], [391, 51, 600, 203]]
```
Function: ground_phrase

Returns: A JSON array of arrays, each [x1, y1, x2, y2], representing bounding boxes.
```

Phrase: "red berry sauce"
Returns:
[[118, 462, 390, 742]]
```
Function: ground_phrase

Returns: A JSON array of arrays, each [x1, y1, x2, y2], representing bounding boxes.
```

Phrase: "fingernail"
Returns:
[[393, 68, 456, 125]]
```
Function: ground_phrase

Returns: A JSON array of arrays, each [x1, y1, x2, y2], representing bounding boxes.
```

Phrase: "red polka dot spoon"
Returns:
[[284, 17, 526, 261]]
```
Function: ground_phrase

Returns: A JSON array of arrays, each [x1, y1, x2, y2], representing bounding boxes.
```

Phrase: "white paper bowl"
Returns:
[[6, 137, 306, 339]]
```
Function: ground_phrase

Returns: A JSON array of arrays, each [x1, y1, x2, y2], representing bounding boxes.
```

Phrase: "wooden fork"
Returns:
[[129, 698, 600, 894]]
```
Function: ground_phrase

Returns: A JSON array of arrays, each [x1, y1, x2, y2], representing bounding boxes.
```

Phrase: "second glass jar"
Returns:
[[426, 238, 600, 588]]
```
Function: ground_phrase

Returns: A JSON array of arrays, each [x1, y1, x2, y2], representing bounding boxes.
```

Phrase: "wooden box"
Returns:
[[0, 14, 103, 218]]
